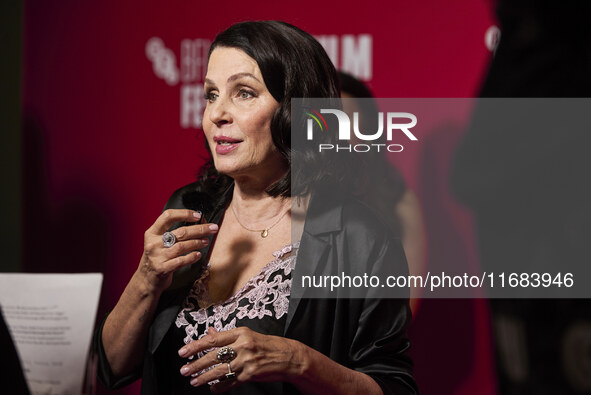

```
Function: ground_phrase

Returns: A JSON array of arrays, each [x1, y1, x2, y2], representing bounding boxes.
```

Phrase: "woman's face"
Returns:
[[202, 47, 285, 182]]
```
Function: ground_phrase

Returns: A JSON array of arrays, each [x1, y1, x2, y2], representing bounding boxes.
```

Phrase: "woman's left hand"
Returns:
[[178, 327, 307, 392]]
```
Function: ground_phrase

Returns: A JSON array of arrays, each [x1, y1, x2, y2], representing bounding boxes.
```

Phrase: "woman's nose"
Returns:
[[208, 96, 232, 127]]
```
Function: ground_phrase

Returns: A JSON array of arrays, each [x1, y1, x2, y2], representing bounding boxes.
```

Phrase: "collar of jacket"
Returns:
[[284, 185, 344, 333]]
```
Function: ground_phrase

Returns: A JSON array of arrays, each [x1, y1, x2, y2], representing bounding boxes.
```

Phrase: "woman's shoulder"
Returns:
[[342, 196, 392, 234], [340, 197, 407, 267], [306, 191, 402, 259], [310, 185, 399, 246], [305, 187, 409, 297]]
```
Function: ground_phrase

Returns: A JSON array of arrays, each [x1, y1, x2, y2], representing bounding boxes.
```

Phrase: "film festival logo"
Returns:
[[305, 108, 418, 152], [145, 37, 211, 129], [145, 35, 373, 129]]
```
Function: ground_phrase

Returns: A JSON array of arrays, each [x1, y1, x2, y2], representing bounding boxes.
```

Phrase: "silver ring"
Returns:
[[162, 231, 176, 248], [216, 346, 236, 363], [221, 363, 236, 381]]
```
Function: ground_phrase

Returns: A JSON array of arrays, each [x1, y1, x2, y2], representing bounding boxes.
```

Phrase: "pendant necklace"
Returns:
[[231, 202, 290, 238]]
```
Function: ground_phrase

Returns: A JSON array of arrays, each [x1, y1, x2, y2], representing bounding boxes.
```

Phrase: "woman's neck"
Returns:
[[230, 180, 290, 227]]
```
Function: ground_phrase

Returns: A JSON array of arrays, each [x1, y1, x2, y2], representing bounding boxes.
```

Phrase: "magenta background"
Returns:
[[22, 1, 498, 394]]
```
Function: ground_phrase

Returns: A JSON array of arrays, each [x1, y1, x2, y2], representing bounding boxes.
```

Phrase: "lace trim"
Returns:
[[196, 241, 299, 309], [175, 241, 299, 343], [174, 242, 298, 383]]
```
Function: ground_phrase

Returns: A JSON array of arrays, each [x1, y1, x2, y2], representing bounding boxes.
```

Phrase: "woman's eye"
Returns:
[[238, 89, 255, 99], [204, 91, 218, 102]]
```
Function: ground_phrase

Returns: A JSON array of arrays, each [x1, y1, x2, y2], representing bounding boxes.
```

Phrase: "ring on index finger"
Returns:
[[216, 346, 237, 363], [162, 231, 176, 248]]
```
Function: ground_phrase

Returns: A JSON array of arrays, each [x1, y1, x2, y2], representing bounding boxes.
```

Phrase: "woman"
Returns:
[[95, 21, 417, 394]]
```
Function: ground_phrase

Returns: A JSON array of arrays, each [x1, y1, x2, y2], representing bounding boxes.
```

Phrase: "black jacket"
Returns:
[[94, 182, 417, 394]]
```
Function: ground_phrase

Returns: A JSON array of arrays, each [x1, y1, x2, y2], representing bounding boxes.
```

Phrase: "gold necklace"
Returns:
[[231, 202, 290, 238]]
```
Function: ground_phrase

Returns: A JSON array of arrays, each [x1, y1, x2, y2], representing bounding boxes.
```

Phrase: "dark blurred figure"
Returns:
[[452, 2, 591, 394], [339, 71, 427, 310], [0, 307, 30, 395]]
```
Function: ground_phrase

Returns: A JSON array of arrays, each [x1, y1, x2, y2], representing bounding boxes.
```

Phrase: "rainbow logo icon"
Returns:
[[305, 109, 328, 132]]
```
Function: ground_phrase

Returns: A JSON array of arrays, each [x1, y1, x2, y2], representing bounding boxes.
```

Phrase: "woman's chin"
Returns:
[[212, 159, 242, 176], [214, 166, 249, 180]]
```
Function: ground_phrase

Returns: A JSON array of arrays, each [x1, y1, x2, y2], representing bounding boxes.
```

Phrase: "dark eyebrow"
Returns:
[[227, 72, 261, 84], [204, 73, 261, 87]]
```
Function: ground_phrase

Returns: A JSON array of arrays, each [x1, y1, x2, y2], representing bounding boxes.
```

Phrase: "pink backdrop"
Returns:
[[22, 1, 498, 393]]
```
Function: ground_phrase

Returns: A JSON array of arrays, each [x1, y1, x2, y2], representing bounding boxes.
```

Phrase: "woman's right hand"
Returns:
[[139, 209, 219, 293], [102, 209, 218, 378]]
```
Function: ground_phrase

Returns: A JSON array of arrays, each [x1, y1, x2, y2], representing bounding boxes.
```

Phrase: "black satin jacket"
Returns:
[[94, 182, 418, 394]]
